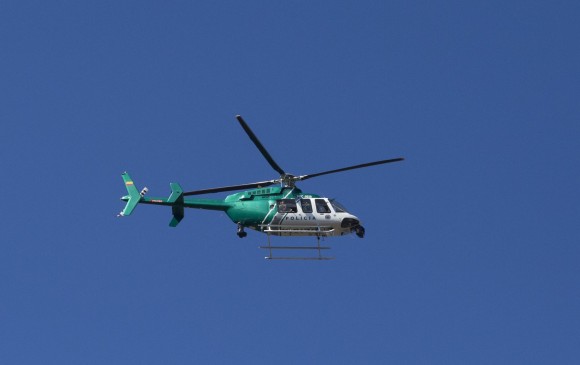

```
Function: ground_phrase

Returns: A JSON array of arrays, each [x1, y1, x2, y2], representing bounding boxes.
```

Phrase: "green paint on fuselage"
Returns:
[[135, 186, 320, 228], [223, 187, 320, 227]]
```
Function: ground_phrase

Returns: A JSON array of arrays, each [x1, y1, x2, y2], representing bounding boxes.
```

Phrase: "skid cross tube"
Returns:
[[260, 226, 335, 260]]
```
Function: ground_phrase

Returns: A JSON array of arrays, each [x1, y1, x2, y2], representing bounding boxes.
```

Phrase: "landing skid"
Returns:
[[259, 234, 335, 261]]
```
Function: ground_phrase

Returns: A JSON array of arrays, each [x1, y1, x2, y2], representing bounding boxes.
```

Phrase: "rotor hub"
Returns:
[[280, 174, 298, 187]]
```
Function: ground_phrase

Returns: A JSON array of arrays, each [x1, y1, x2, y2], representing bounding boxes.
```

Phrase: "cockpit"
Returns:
[[274, 197, 364, 238]]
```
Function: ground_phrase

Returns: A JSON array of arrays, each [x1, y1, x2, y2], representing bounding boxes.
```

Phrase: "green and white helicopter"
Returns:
[[119, 115, 403, 259]]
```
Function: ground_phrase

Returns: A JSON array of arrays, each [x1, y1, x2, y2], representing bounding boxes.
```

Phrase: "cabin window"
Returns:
[[315, 199, 331, 213], [300, 199, 313, 213], [277, 199, 297, 213]]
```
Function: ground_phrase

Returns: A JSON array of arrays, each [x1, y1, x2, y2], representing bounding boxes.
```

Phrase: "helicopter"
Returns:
[[119, 115, 403, 260]]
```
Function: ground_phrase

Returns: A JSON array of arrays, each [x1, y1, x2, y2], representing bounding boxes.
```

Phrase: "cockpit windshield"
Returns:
[[330, 199, 348, 213]]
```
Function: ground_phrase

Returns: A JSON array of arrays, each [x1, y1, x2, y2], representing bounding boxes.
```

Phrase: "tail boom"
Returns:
[[119, 172, 231, 226]]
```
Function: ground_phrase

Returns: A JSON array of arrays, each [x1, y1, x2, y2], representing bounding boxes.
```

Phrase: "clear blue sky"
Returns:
[[1, 1, 579, 364]]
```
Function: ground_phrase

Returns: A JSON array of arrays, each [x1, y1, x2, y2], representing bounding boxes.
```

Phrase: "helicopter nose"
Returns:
[[341, 217, 360, 228]]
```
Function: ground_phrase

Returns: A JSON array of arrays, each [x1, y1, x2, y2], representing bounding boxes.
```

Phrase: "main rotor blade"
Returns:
[[299, 157, 404, 181], [236, 115, 286, 176], [183, 180, 277, 196]]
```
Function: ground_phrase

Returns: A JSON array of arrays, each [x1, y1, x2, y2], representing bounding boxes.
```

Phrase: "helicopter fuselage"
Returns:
[[224, 187, 362, 237], [135, 185, 363, 237]]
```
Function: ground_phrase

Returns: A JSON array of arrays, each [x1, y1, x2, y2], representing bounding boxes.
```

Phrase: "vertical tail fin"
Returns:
[[119, 172, 142, 216]]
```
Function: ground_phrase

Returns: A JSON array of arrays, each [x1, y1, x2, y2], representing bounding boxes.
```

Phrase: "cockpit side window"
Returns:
[[300, 199, 313, 213], [277, 199, 297, 213], [330, 199, 348, 213], [315, 199, 331, 213]]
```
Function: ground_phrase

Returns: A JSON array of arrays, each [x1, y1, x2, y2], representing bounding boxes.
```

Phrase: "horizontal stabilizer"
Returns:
[[168, 182, 184, 227]]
